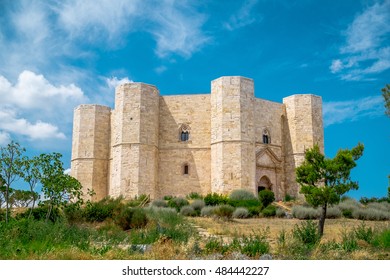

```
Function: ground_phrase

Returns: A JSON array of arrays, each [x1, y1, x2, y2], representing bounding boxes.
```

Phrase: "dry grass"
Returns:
[[190, 217, 390, 243]]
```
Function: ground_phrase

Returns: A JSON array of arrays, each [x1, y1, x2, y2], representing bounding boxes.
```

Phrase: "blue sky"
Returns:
[[0, 0, 389, 199]]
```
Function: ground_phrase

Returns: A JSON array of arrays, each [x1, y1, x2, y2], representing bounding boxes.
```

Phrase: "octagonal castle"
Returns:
[[71, 76, 324, 201]]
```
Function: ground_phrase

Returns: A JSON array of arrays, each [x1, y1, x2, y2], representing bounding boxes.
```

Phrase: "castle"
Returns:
[[71, 76, 324, 201]]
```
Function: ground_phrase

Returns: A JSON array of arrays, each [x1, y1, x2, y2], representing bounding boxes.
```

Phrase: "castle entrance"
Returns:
[[257, 175, 272, 194]]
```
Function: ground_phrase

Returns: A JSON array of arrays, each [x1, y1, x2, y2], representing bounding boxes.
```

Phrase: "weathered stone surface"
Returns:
[[71, 76, 324, 201]]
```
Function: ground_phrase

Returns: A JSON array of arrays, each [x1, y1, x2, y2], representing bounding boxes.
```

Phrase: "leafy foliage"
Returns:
[[261, 204, 276, 217], [204, 193, 228, 206], [232, 207, 249, 219], [382, 84, 390, 117], [213, 204, 234, 220], [296, 143, 364, 236], [258, 190, 275, 207], [229, 189, 256, 200], [180, 205, 196, 216], [167, 197, 189, 211]]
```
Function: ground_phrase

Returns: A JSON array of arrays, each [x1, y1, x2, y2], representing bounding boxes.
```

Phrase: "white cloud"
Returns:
[[323, 96, 384, 126], [224, 0, 260, 31], [155, 65, 168, 74], [0, 71, 87, 142], [330, 0, 390, 80], [0, 132, 11, 146], [106, 76, 133, 89], [330, 59, 344, 73]]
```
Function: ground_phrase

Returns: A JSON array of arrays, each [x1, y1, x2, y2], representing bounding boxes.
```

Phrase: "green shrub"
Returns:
[[371, 228, 390, 249], [63, 203, 84, 224], [167, 197, 189, 212], [180, 205, 196, 216], [190, 199, 205, 215], [186, 192, 203, 200], [247, 206, 262, 217], [116, 207, 148, 230], [352, 207, 390, 221], [292, 220, 320, 247], [338, 198, 361, 214], [325, 206, 342, 219], [0, 209, 5, 222], [283, 194, 294, 202], [340, 230, 358, 252], [163, 195, 174, 201], [130, 208, 148, 229], [84, 196, 123, 222], [261, 205, 276, 217], [353, 222, 374, 243], [292, 205, 319, 220], [232, 207, 249, 219], [151, 199, 168, 208], [275, 208, 285, 218], [240, 234, 270, 257], [366, 202, 390, 212], [341, 208, 353, 218], [200, 206, 216, 217], [204, 193, 229, 206], [16, 205, 62, 223], [214, 205, 234, 220], [228, 199, 262, 209], [205, 237, 225, 254], [258, 190, 275, 207], [229, 189, 256, 200]]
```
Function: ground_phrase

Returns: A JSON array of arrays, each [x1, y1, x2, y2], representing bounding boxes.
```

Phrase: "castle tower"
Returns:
[[211, 76, 256, 194], [110, 83, 159, 199], [71, 105, 111, 201], [283, 94, 324, 196]]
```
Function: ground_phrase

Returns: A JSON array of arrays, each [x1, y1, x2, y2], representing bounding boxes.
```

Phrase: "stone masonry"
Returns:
[[71, 76, 324, 201]]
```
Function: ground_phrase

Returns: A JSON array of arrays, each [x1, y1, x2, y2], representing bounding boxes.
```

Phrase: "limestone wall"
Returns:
[[283, 94, 324, 196], [158, 94, 211, 197], [211, 76, 256, 195], [71, 105, 111, 201]]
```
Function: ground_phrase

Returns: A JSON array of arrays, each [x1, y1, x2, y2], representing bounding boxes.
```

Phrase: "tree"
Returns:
[[0, 141, 25, 223], [21, 155, 42, 218], [382, 84, 390, 117], [10, 189, 37, 208], [296, 143, 364, 236], [39, 152, 83, 222]]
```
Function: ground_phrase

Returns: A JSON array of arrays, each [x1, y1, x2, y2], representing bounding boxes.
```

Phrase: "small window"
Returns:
[[179, 124, 190, 142], [183, 164, 189, 175], [262, 129, 270, 144]]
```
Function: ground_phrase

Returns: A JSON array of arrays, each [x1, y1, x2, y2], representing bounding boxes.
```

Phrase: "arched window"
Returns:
[[179, 124, 190, 142], [262, 129, 270, 144]]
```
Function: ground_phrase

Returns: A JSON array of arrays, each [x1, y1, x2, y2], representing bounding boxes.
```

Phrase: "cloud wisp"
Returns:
[[223, 0, 260, 31], [323, 95, 384, 126], [330, 0, 390, 81]]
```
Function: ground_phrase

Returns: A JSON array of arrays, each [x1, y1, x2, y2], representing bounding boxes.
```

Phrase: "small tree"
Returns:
[[296, 143, 364, 236], [382, 84, 390, 117], [0, 141, 25, 223], [21, 155, 41, 218], [39, 152, 83, 222]]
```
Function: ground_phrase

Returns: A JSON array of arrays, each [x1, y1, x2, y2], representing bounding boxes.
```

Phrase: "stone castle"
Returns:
[[71, 76, 324, 201]]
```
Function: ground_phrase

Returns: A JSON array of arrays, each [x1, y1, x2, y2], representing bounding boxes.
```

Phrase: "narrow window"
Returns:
[[263, 129, 270, 144], [181, 131, 189, 141], [184, 164, 189, 175]]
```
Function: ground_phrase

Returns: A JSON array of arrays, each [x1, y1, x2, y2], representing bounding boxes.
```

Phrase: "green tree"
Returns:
[[39, 152, 83, 222], [21, 155, 42, 218], [382, 84, 390, 117], [9, 189, 37, 208], [0, 141, 25, 223], [296, 143, 364, 236]]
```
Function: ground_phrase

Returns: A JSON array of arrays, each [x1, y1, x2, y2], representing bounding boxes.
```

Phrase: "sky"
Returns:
[[0, 0, 389, 199]]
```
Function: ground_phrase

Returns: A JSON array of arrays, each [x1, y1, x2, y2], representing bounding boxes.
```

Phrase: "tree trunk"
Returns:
[[318, 203, 327, 236]]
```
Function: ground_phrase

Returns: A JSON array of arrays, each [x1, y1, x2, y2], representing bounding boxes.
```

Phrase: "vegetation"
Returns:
[[296, 143, 364, 236], [229, 189, 256, 200], [382, 84, 390, 117], [258, 189, 275, 207]]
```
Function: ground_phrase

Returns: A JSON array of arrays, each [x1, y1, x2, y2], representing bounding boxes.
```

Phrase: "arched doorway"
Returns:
[[257, 175, 272, 193]]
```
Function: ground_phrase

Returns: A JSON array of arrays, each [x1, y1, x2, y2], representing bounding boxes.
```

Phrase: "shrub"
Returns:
[[325, 206, 342, 219], [275, 208, 285, 218], [366, 202, 390, 212], [261, 205, 276, 217], [240, 234, 270, 257], [283, 194, 294, 202], [340, 230, 358, 252], [352, 207, 390, 221], [200, 206, 216, 217], [63, 203, 83, 224], [229, 189, 256, 200], [214, 205, 234, 220], [247, 206, 262, 217], [292, 220, 320, 247], [258, 190, 275, 207], [163, 195, 174, 201], [371, 228, 390, 249], [116, 207, 148, 230], [16, 205, 62, 223], [353, 222, 374, 243], [180, 205, 196, 216], [228, 199, 262, 209], [204, 193, 229, 206], [84, 196, 123, 222], [190, 199, 205, 215], [338, 198, 361, 214], [232, 207, 249, 219], [186, 192, 203, 200], [151, 199, 168, 208], [341, 209, 353, 218], [167, 197, 189, 212], [0, 209, 5, 222], [292, 205, 319, 220]]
